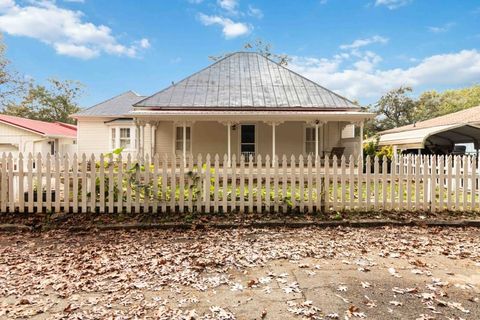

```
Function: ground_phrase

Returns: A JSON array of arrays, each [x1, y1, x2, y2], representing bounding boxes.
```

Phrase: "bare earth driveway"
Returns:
[[1, 227, 479, 320]]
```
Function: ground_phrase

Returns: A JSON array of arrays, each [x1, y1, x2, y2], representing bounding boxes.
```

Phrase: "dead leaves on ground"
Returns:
[[0, 227, 479, 319]]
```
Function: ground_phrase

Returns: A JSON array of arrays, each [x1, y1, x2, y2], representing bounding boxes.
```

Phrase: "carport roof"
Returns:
[[379, 123, 480, 149]]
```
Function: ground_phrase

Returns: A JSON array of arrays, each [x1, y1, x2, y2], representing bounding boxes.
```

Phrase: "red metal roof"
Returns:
[[0, 115, 77, 138]]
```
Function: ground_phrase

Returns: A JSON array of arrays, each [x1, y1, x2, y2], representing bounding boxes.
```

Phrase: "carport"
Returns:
[[379, 123, 480, 154]]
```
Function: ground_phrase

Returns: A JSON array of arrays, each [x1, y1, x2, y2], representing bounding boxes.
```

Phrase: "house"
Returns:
[[0, 115, 77, 157], [73, 52, 374, 161], [378, 105, 480, 155]]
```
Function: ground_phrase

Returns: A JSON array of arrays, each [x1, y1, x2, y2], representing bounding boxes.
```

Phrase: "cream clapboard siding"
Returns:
[[77, 119, 111, 156], [0, 122, 44, 155], [155, 121, 174, 156]]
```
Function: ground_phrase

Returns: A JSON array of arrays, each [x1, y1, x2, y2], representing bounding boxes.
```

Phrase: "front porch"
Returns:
[[132, 111, 367, 164]]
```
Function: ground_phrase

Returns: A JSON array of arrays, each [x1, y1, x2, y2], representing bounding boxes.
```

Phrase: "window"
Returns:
[[120, 128, 131, 148], [175, 126, 191, 154], [49, 140, 56, 155], [305, 127, 316, 155], [111, 128, 116, 149], [341, 124, 355, 139], [110, 127, 135, 150], [240, 125, 256, 158]]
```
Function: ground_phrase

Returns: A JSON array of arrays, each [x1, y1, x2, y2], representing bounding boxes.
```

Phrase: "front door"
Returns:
[[241, 124, 255, 160]]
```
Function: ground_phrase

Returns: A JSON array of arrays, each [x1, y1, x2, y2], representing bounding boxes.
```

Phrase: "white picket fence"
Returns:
[[0, 152, 479, 214]]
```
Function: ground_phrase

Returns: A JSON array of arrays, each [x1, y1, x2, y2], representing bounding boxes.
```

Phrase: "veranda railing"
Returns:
[[0, 153, 479, 214]]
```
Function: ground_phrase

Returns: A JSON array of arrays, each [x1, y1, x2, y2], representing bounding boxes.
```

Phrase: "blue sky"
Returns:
[[0, 0, 479, 108]]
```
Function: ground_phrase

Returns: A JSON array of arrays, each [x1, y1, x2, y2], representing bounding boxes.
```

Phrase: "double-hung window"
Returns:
[[119, 128, 131, 149], [305, 127, 316, 155], [175, 126, 191, 154], [110, 127, 135, 150]]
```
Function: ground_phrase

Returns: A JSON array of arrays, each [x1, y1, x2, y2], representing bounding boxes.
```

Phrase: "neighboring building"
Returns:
[[72, 52, 373, 159], [72, 91, 145, 156], [378, 105, 480, 154], [0, 115, 77, 157]]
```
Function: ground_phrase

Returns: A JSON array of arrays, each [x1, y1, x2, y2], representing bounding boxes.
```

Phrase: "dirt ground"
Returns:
[[0, 227, 479, 319]]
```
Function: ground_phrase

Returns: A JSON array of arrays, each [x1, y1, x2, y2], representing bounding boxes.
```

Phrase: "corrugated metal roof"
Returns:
[[135, 52, 359, 110], [0, 115, 77, 138], [380, 105, 480, 135], [379, 124, 480, 148], [73, 91, 145, 117]]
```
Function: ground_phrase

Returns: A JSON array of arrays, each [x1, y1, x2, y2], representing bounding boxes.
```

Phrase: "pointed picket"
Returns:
[[290, 155, 297, 210], [222, 154, 228, 212], [239, 154, 245, 213], [248, 155, 254, 213], [256, 155, 263, 213], [63, 154, 70, 212], [265, 155, 271, 213], [298, 155, 305, 212], [273, 155, 279, 213], [340, 156, 346, 209], [179, 154, 185, 213], [213, 154, 220, 213], [307, 154, 313, 212], [117, 153, 124, 213], [324, 155, 330, 211], [332, 155, 338, 211], [205, 154, 211, 213], [349, 155, 355, 210], [18, 153, 24, 213], [231, 154, 237, 212], [281, 155, 288, 213]]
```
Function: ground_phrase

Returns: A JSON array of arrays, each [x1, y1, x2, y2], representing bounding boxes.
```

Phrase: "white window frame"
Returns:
[[304, 125, 316, 156], [174, 125, 192, 155], [109, 126, 136, 151], [237, 123, 257, 159]]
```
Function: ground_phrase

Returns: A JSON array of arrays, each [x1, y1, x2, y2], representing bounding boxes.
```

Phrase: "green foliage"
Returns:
[[372, 86, 416, 132], [414, 85, 480, 121], [369, 84, 480, 135], [363, 138, 393, 160], [2, 78, 83, 124]]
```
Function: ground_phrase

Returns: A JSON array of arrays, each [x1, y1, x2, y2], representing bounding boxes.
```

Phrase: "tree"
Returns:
[[209, 38, 291, 66], [372, 86, 417, 131], [2, 78, 83, 124], [415, 85, 480, 120], [0, 34, 25, 108]]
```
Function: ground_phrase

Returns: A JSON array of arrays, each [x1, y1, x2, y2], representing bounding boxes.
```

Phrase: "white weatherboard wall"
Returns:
[[0, 122, 45, 156], [76, 119, 111, 156]]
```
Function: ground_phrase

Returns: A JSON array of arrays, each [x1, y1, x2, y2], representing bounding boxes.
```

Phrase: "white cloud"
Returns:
[[374, 0, 412, 10], [0, 0, 149, 59], [54, 43, 97, 59], [138, 38, 150, 49], [198, 13, 250, 39], [63, 0, 85, 3], [247, 5, 263, 19], [217, 0, 238, 14], [291, 50, 480, 102], [428, 22, 455, 33], [340, 35, 389, 50]]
